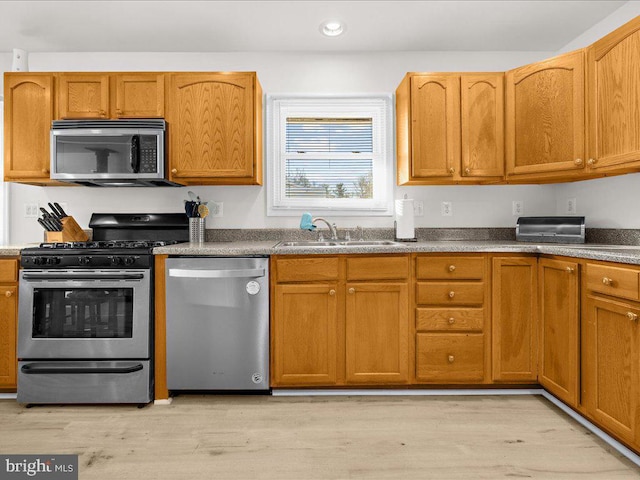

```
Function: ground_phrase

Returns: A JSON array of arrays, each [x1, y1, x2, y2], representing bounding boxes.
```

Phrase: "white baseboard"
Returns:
[[153, 398, 173, 405]]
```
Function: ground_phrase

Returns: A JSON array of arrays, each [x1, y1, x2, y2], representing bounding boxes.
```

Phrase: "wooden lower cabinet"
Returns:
[[414, 254, 489, 383], [416, 333, 484, 382], [491, 257, 538, 382], [345, 283, 408, 384], [272, 283, 339, 386], [270, 255, 410, 387], [582, 293, 640, 447], [538, 258, 580, 407], [0, 258, 19, 391]]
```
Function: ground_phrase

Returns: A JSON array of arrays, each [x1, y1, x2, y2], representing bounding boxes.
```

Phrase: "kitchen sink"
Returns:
[[275, 240, 404, 248]]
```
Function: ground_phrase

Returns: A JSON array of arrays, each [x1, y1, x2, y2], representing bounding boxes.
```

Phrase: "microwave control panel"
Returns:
[[139, 136, 159, 173]]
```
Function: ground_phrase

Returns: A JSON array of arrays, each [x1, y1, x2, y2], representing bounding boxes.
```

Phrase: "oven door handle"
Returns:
[[168, 268, 265, 279], [21, 273, 145, 281], [21, 363, 144, 375]]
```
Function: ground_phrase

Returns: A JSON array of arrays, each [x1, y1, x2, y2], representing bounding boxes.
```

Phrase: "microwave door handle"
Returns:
[[131, 135, 140, 173]]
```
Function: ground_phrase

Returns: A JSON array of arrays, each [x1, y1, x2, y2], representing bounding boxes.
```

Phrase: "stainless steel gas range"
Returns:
[[17, 213, 188, 405]]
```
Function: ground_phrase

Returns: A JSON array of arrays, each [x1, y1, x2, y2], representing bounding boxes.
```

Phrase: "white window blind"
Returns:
[[267, 96, 393, 216]]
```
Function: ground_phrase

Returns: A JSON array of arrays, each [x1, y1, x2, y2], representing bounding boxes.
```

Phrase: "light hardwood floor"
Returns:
[[0, 395, 638, 479]]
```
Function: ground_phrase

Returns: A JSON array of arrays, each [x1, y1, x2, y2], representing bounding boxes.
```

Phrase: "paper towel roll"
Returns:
[[395, 198, 415, 240]]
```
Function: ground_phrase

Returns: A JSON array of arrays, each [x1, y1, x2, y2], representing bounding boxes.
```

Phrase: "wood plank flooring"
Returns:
[[0, 395, 638, 479]]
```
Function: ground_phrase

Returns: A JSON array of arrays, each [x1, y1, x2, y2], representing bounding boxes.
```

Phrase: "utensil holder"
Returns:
[[45, 216, 89, 243], [189, 218, 205, 243]]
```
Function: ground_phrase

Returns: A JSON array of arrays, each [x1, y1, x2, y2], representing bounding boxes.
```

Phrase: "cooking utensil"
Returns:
[[187, 191, 197, 202], [198, 204, 209, 218], [37, 218, 51, 231]]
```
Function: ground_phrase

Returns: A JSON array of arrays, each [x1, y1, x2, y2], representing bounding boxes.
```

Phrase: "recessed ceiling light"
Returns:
[[320, 20, 346, 37]]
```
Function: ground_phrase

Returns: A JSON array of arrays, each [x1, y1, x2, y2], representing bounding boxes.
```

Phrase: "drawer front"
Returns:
[[416, 333, 484, 382], [0, 258, 18, 283], [586, 263, 640, 301], [416, 282, 485, 306], [416, 307, 484, 332], [346, 256, 409, 281], [274, 257, 339, 283], [416, 256, 485, 280]]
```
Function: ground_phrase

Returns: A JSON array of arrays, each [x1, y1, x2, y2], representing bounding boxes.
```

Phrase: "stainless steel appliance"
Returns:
[[516, 216, 586, 243], [50, 119, 181, 187], [17, 213, 188, 404], [165, 257, 269, 391]]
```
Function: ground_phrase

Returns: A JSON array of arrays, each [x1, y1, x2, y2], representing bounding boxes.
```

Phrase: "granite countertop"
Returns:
[[153, 240, 640, 265], [0, 244, 35, 256]]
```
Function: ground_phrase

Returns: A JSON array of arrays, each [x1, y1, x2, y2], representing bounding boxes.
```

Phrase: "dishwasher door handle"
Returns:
[[168, 268, 265, 279]]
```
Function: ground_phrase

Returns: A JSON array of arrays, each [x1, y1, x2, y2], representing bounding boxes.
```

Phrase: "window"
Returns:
[[267, 96, 393, 216]]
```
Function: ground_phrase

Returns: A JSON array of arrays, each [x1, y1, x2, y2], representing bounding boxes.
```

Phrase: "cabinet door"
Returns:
[[115, 74, 164, 118], [506, 50, 585, 178], [538, 258, 580, 407], [492, 257, 538, 382], [4, 74, 54, 182], [345, 283, 409, 384], [272, 284, 339, 386], [409, 74, 460, 179], [0, 285, 17, 389], [582, 295, 639, 445], [587, 17, 640, 171], [58, 74, 110, 119], [168, 73, 259, 184], [461, 73, 504, 178]]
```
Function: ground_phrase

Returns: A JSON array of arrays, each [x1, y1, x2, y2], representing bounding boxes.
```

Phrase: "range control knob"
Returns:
[[78, 256, 91, 266], [47, 257, 61, 265], [111, 256, 123, 266], [33, 257, 44, 266], [124, 257, 136, 266]]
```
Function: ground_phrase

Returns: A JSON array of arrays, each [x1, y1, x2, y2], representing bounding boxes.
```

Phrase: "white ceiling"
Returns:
[[0, 1, 630, 53]]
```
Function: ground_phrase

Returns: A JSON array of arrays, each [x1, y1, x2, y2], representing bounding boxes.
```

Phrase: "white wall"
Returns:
[[6, 0, 640, 244], [7, 50, 556, 244], [552, 2, 640, 228]]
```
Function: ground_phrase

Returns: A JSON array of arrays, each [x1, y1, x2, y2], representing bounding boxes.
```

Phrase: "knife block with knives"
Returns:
[[45, 217, 89, 242], [38, 202, 89, 243]]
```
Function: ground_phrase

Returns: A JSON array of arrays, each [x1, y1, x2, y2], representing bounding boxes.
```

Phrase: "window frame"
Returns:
[[266, 95, 394, 216]]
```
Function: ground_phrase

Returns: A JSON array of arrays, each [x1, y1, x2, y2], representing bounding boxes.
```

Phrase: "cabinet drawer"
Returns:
[[416, 282, 485, 305], [416, 307, 484, 332], [0, 259, 18, 283], [416, 256, 485, 280], [346, 256, 409, 281], [416, 333, 484, 382], [586, 263, 640, 301], [275, 257, 339, 283]]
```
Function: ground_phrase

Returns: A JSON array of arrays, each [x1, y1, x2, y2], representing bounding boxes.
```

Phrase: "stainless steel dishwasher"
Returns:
[[165, 257, 269, 391]]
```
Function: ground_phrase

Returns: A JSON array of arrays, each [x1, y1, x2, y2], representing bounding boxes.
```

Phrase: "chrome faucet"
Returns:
[[312, 217, 338, 240]]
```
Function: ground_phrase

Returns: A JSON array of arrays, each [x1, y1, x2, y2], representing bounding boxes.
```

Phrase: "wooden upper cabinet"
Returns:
[[4, 73, 55, 183], [408, 74, 460, 180], [58, 73, 110, 119], [167, 72, 262, 185], [396, 72, 503, 185], [505, 49, 585, 181], [114, 74, 164, 118], [460, 73, 504, 179], [587, 16, 640, 172]]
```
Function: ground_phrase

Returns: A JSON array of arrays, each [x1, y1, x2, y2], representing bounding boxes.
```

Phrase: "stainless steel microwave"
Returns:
[[50, 119, 180, 187]]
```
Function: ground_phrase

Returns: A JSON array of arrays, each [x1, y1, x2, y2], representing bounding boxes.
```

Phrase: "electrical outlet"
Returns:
[[566, 197, 577, 215], [441, 201, 453, 217], [413, 200, 424, 217], [512, 200, 524, 216], [209, 201, 223, 218], [24, 203, 39, 218]]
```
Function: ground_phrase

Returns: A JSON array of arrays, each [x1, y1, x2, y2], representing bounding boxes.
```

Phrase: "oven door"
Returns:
[[18, 269, 151, 359]]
